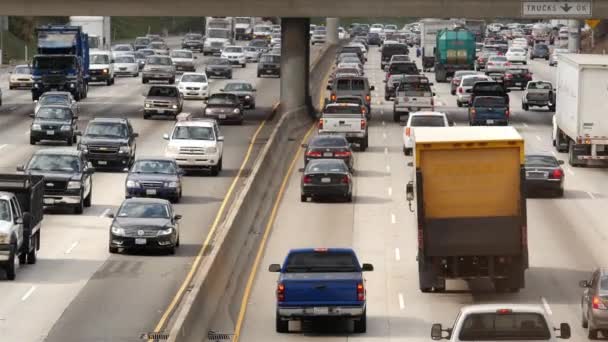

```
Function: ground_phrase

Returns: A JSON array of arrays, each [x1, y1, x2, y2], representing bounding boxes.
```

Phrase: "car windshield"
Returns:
[[85, 123, 128, 138], [114, 45, 132, 51], [91, 55, 110, 64], [149, 42, 167, 49], [0, 200, 10, 222], [184, 34, 202, 40], [284, 251, 358, 273], [171, 51, 192, 58], [311, 136, 348, 147], [36, 107, 71, 120], [535, 45, 549, 51], [208, 94, 238, 105], [390, 63, 418, 74], [115, 56, 135, 63], [180, 74, 207, 83], [224, 83, 252, 91], [510, 48, 524, 53], [171, 126, 214, 140], [490, 56, 507, 62], [134, 52, 145, 59], [458, 312, 551, 340], [391, 55, 410, 62], [224, 47, 243, 53], [135, 38, 150, 45], [409, 115, 445, 127], [15, 66, 31, 74], [147, 56, 171, 65], [336, 79, 366, 91], [40, 95, 69, 105], [335, 97, 363, 105], [132, 160, 177, 174], [525, 155, 559, 167], [209, 58, 229, 65], [528, 82, 552, 90], [148, 87, 178, 97], [474, 97, 507, 107], [324, 105, 362, 114], [33, 56, 75, 70], [28, 154, 80, 172], [306, 160, 348, 173], [243, 47, 257, 52], [117, 202, 170, 218], [508, 68, 528, 74], [337, 68, 359, 75], [250, 40, 267, 47], [260, 55, 280, 63], [140, 50, 155, 56], [207, 29, 230, 39]]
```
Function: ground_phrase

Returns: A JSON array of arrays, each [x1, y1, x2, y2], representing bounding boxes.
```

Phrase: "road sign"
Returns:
[[586, 19, 601, 29], [522, 1, 592, 18]]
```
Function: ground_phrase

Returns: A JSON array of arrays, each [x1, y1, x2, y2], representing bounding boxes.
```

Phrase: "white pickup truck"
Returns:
[[318, 103, 369, 151], [393, 75, 435, 122], [431, 304, 571, 342]]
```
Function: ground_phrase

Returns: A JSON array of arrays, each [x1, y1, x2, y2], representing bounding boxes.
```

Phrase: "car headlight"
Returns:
[[67, 181, 81, 189], [119, 145, 131, 154], [0, 233, 9, 244], [32, 124, 42, 130], [111, 225, 126, 236], [233, 108, 241, 114], [33, 83, 40, 88], [145, 103, 151, 108], [157, 227, 173, 236], [207, 147, 218, 154], [60, 125, 71, 131], [179, 86, 185, 90], [205, 108, 211, 114], [172, 104, 178, 109], [202, 86, 208, 90], [245, 95, 251, 99], [102, 69, 109, 74], [165, 181, 178, 187], [165, 145, 179, 154], [126, 180, 140, 188]]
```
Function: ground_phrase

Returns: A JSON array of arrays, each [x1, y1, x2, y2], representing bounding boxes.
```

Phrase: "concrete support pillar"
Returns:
[[281, 18, 311, 114], [326, 17, 339, 45], [103, 16, 112, 50], [568, 19, 581, 53]]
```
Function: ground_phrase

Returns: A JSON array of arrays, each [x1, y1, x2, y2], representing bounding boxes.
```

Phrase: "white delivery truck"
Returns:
[[69, 16, 110, 50], [419, 19, 456, 72], [553, 54, 608, 167]]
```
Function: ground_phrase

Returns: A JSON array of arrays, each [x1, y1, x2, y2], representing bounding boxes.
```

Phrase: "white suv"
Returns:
[[403, 112, 450, 155], [163, 116, 224, 175], [221, 46, 247, 68]]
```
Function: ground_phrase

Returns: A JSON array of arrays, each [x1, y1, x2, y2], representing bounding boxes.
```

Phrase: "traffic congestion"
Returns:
[[0, 14, 606, 342]]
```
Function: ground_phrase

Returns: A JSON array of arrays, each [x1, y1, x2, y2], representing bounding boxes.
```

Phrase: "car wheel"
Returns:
[[257, 72, 261, 77], [353, 310, 367, 333], [66, 137, 73, 146], [142, 78, 148, 84], [228, 73, 233, 79], [210, 164, 220, 176], [109, 246, 119, 254], [176, 235, 180, 247], [133, 72, 138, 77], [84, 183, 92, 208], [144, 113, 150, 120], [589, 328, 598, 340], [405, 148, 412, 156], [29, 137, 37, 145], [18, 250, 27, 264], [167, 245, 176, 255], [27, 234, 38, 265], [106, 78, 112, 86], [218, 157, 223, 171], [276, 312, 288, 333], [345, 193, 353, 202], [393, 112, 400, 122], [169, 78, 175, 84], [522, 103, 529, 111], [556, 188, 564, 198], [74, 196, 84, 214], [5, 244, 16, 280], [457, 101, 462, 108], [300, 194, 307, 202]]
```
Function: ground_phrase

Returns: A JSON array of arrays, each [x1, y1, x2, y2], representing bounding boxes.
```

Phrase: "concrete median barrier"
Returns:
[[164, 42, 342, 342]]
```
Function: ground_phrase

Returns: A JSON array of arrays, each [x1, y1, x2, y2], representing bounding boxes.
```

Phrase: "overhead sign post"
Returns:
[[522, 1, 593, 18]]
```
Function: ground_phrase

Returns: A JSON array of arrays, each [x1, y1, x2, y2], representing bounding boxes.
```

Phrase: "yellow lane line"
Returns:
[[149, 102, 277, 338], [232, 123, 316, 342]]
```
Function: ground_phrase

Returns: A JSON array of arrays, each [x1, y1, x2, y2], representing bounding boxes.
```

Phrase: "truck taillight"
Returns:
[[330, 94, 336, 101], [318, 119, 324, 129], [405, 127, 411, 137], [458, 87, 463, 94], [593, 296, 608, 310], [361, 119, 366, 130], [505, 108, 510, 117], [357, 282, 365, 301], [277, 283, 285, 302]]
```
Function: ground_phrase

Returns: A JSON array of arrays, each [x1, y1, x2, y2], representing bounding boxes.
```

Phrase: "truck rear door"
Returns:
[[282, 273, 360, 304], [322, 113, 363, 133]]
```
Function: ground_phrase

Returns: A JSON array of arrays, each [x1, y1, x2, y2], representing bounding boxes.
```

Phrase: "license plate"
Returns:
[[410, 107, 419, 111], [266, 70, 272, 73], [46, 130, 54, 135], [146, 189, 157, 195], [91, 77, 98, 81], [215, 72, 221, 75], [515, 82, 521, 86], [323, 152, 333, 157], [98, 160, 108, 165], [487, 120, 495, 124], [188, 92, 198, 95], [43, 198, 54, 205], [219, 114, 227, 119], [313, 307, 329, 315], [135, 238, 147, 245], [120, 68, 127, 71], [321, 177, 331, 183]]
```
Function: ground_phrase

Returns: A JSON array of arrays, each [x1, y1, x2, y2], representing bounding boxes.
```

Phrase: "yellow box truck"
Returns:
[[406, 126, 527, 293]]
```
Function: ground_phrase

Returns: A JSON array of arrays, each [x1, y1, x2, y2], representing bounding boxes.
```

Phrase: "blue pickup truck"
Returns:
[[268, 248, 374, 333]]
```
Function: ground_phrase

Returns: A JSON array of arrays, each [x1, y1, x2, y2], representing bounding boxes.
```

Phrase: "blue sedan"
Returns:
[[125, 158, 184, 203]]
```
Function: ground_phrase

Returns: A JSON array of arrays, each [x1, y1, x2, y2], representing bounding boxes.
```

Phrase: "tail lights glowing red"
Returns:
[[405, 127, 411, 137], [318, 119, 324, 129], [306, 151, 322, 157], [330, 94, 336, 101], [593, 296, 607, 310], [303, 175, 312, 184], [341, 175, 350, 184], [361, 119, 366, 130], [357, 283, 365, 301], [365, 95, 371, 102], [334, 151, 352, 157], [505, 109, 510, 117], [550, 169, 563, 179], [458, 87, 463, 94], [277, 283, 285, 302]]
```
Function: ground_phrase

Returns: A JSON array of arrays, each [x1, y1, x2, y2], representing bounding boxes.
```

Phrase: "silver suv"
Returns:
[[142, 55, 176, 84]]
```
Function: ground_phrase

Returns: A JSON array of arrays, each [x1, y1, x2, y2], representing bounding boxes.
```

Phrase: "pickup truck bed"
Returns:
[[319, 104, 368, 151]]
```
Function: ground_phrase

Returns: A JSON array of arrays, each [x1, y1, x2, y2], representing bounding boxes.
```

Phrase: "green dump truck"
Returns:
[[434, 28, 476, 83]]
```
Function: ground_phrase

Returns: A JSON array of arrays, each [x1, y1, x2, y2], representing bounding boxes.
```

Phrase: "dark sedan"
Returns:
[[367, 32, 382, 46], [249, 39, 269, 51], [503, 67, 533, 89], [108, 198, 181, 254], [525, 154, 565, 197], [204, 93, 243, 124], [301, 159, 353, 202], [30, 105, 79, 146], [257, 54, 280, 78], [125, 158, 184, 203], [303, 135, 354, 170], [205, 58, 232, 79], [221, 81, 256, 109]]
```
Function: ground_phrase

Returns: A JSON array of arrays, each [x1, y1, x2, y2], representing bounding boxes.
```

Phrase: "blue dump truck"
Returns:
[[434, 28, 476, 83], [269, 248, 374, 333], [31, 25, 90, 101]]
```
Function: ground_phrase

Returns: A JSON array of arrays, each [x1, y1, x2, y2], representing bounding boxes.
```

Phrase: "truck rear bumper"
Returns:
[[0, 244, 11, 261], [278, 306, 364, 318], [44, 195, 81, 205]]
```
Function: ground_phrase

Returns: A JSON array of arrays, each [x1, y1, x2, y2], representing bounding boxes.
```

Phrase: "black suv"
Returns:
[[18, 149, 94, 214], [30, 104, 79, 146], [78, 118, 138, 170], [257, 54, 280, 78]]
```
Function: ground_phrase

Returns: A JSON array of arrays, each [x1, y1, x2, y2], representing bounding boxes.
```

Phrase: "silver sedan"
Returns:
[[485, 55, 511, 73]]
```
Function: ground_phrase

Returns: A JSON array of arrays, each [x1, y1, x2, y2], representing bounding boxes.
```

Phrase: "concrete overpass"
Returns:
[[0, 0, 606, 17]]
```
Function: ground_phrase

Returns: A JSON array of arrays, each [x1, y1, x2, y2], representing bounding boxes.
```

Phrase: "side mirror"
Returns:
[[406, 181, 415, 201], [558, 160, 565, 165], [431, 324, 444, 340], [106, 212, 115, 218], [370, 85, 375, 91], [15, 217, 23, 224], [163, 133, 170, 140], [557, 323, 571, 339], [217, 136, 225, 142], [579, 280, 590, 288], [268, 264, 281, 272], [220, 89, 225, 92], [301, 143, 308, 148], [133, 133, 139, 138], [86, 166, 96, 174], [361, 263, 374, 271], [174, 214, 182, 220], [252, 89, 257, 92], [326, 85, 332, 90], [16, 165, 25, 172]]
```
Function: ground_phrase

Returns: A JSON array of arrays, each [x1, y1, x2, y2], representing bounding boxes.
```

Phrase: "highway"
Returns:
[[233, 45, 604, 341], [0, 36, 322, 342]]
